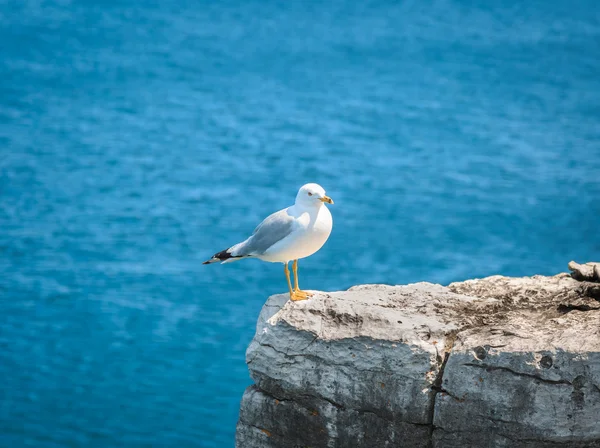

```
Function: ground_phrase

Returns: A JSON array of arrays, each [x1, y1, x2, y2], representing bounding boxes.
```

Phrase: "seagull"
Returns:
[[203, 183, 333, 301]]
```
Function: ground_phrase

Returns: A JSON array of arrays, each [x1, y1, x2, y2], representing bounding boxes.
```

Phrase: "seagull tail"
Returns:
[[203, 248, 249, 265]]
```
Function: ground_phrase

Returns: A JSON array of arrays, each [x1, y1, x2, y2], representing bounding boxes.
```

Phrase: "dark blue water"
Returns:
[[1, 0, 599, 446]]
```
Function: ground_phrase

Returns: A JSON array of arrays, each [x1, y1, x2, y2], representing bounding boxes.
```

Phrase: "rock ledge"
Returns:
[[237, 268, 600, 448]]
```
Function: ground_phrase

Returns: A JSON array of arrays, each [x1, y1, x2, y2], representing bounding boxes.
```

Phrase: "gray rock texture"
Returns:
[[236, 269, 600, 448]]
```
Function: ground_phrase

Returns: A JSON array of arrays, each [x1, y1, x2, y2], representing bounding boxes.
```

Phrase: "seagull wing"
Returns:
[[231, 208, 296, 257]]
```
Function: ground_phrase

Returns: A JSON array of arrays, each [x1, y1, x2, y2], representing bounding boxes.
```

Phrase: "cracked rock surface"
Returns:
[[236, 272, 600, 448]]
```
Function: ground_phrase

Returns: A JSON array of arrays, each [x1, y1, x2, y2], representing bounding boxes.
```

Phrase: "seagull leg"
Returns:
[[292, 259, 313, 301], [293, 259, 300, 291], [284, 262, 294, 300]]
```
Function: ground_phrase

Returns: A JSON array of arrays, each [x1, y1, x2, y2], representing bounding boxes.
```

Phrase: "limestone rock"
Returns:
[[568, 261, 600, 283], [236, 272, 600, 448], [569, 261, 600, 300]]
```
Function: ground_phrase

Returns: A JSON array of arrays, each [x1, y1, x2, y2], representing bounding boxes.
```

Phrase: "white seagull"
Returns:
[[203, 183, 334, 301]]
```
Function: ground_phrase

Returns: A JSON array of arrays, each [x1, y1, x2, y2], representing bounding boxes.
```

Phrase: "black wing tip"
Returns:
[[214, 249, 233, 260], [203, 249, 235, 265]]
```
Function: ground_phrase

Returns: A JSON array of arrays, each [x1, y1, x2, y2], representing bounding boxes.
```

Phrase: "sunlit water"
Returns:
[[1, 0, 599, 446]]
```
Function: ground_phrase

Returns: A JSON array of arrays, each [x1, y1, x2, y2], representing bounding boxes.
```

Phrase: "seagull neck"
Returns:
[[292, 201, 322, 216]]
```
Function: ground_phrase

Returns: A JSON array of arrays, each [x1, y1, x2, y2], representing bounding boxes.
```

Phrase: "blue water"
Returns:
[[1, 0, 599, 446]]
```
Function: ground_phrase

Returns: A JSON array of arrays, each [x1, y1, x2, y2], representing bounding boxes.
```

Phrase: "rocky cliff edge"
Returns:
[[237, 262, 600, 448]]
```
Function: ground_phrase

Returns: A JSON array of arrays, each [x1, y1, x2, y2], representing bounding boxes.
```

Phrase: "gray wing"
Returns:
[[231, 208, 296, 256]]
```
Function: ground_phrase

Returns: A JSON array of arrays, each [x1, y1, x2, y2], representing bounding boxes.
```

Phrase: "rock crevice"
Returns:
[[237, 267, 600, 448]]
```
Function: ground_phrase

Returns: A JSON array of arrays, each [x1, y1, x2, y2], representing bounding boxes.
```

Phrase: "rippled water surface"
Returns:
[[1, 0, 599, 446]]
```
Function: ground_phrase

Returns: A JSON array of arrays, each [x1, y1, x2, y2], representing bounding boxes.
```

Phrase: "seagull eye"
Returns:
[[308, 192, 313, 196]]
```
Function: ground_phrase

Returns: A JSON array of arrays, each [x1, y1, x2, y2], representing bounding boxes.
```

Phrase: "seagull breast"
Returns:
[[260, 204, 332, 263]]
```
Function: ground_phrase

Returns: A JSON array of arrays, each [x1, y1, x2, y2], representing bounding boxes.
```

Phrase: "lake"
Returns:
[[1, 0, 599, 446]]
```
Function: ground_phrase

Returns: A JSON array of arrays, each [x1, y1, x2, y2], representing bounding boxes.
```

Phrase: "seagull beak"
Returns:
[[320, 195, 334, 204]]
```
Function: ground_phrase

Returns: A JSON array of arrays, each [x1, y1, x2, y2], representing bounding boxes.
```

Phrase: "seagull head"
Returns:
[[295, 183, 334, 207]]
